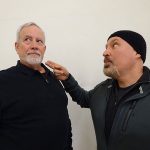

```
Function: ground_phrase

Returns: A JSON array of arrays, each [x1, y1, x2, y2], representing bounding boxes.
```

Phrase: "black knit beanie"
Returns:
[[108, 30, 147, 63]]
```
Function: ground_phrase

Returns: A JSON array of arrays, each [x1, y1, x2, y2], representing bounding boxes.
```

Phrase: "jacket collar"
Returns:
[[138, 66, 150, 83]]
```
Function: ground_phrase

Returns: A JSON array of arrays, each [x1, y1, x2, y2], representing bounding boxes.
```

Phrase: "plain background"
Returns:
[[0, 0, 150, 149]]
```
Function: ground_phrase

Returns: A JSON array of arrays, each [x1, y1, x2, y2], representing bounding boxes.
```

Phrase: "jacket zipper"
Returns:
[[122, 100, 137, 131]]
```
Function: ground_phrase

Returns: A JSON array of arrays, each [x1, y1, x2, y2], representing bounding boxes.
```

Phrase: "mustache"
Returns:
[[104, 57, 112, 63], [27, 51, 41, 56]]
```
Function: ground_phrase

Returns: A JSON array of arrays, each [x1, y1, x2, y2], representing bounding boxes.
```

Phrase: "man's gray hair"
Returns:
[[16, 22, 45, 43]]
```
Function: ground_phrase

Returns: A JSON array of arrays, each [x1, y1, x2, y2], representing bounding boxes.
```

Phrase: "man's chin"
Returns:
[[103, 68, 119, 79], [26, 57, 43, 65]]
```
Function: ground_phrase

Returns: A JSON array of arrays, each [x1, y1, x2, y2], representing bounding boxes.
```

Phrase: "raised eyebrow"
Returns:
[[36, 38, 43, 41], [111, 39, 119, 44], [108, 39, 118, 46], [24, 35, 32, 39]]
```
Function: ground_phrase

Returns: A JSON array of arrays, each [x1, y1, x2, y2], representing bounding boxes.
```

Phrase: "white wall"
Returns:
[[0, 0, 150, 149]]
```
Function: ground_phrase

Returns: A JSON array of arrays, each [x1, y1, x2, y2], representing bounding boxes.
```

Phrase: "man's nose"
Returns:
[[103, 48, 110, 57], [30, 41, 38, 50]]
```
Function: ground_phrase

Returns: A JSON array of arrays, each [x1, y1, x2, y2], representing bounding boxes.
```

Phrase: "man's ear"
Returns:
[[136, 53, 141, 59], [135, 53, 142, 62], [15, 42, 19, 54]]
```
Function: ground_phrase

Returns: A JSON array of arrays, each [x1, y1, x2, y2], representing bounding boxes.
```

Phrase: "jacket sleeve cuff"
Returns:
[[61, 74, 78, 92]]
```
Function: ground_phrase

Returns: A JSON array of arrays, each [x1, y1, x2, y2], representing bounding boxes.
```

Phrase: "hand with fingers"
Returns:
[[45, 60, 69, 80]]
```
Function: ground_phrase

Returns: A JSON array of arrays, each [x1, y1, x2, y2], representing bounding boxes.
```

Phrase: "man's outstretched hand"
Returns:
[[45, 60, 69, 80]]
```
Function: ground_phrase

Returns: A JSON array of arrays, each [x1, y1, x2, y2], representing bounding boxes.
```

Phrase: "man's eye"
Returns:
[[36, 40, 45, 46], [24, 38, 31, 42], [37, 40, 43, 43], [112, 43, 118, 47]]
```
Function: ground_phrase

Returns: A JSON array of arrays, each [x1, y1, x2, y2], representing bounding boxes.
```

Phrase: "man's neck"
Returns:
[[117, 69, 143, 88], [20, 60, 46, 73]]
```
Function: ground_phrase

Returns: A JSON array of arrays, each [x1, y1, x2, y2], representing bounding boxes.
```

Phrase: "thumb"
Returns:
[[45, 60, 56, 69]]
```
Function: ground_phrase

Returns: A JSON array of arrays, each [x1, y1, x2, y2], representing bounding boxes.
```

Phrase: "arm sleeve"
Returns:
[[62, 74, 94, 108]]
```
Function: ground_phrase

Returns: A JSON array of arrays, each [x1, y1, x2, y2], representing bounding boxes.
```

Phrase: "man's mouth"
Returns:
[[104, 58, 112, 67], [27, 52, 40, 56], [104, 58, 112, 64]]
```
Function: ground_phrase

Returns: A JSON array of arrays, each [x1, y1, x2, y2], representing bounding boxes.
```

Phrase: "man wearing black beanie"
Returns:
[[46, 30, 150, 150], [108, 30, 146, 63]]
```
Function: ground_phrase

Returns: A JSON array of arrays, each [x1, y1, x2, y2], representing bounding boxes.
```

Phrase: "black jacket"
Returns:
[[0, 61, 72, 150], [62, 66, 150, 150]]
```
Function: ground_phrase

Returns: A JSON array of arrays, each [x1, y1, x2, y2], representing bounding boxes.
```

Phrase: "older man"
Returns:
[[0, 22, 72, 150]]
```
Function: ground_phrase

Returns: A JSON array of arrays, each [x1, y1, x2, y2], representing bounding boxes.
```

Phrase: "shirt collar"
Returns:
[[16, 60, 50, 76]]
